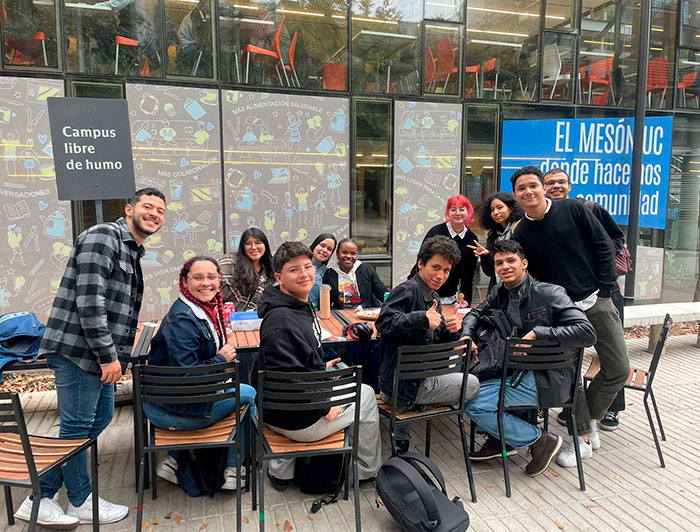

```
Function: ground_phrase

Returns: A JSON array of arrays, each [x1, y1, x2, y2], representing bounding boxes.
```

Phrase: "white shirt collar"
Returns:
[[446, 222, 468, 239], [524, 198, 552, 221]]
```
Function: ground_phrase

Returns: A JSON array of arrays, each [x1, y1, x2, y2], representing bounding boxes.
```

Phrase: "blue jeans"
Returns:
[[142, 384, 256, 468], [465, 371, 540, 449], [40, 354, 114, 506]]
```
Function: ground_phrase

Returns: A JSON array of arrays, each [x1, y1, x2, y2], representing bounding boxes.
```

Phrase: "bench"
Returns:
[[624, 302, 700, 351]]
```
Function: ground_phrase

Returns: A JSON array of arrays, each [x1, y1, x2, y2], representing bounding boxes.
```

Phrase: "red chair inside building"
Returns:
[[3, 6, 48, 66], [322, 63, 346, 90], [581, 56, 615, 105], [425, 46, 437, 90], [464, 63, 479, 97], [434, 36, 458, 92], [647, 55, 669, 108], [283, 31, 300, 87], [677, 71, 699, 109], [243, 15, 289, 86]]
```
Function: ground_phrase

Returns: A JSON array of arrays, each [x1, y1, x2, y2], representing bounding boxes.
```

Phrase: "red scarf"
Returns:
[[179, 280, 228, 345]]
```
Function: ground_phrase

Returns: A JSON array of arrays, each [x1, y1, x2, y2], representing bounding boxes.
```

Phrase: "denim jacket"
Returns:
[[148, 297, 226, 417]]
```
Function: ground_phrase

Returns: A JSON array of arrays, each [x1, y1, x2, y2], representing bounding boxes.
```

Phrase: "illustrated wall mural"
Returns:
[[126, 84, 223, 321], [0, 77, 70, 318], [221, 91, 350, 250], [392, 101, 462, 284]]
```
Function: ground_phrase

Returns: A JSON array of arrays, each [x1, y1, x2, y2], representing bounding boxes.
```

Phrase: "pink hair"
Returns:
[[444, 195, 474, 227]]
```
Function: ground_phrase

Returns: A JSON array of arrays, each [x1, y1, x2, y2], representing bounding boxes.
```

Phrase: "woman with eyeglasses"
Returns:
[[308, 232, 337, 310], [220, 227, 274, 311], [146, 256, 256, 491], [409, 195, 478, 306]]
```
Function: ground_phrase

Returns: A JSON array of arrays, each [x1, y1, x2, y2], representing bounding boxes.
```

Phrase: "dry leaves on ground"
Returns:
[[307, 515, 314, 521], [556, 522, 565, 530], [174, 514, 182, 525], [241, 516, 249, 524], [276, 518, 281, 526], [284, 520, 293, 531], [142, 522, 149, 530], [198, 522, 208, 531], [586, 504, 601, 509], [152, 516, 158, 525], [548, 469, 559, 477], [615, 475, 623, 484]]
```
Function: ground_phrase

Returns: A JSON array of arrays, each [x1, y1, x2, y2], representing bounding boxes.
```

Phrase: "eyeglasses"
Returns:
[[544, 179, 568, 187], [244, 240, 264, 248], [282, 264, 315, 276], [188, 274, 221, 282]]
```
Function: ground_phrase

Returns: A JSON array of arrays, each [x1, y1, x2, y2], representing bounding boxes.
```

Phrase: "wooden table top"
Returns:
[[226, 312, 347, 349]]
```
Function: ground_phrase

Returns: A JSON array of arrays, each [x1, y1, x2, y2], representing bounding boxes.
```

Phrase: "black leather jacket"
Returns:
[[462, 274, 596, 407]]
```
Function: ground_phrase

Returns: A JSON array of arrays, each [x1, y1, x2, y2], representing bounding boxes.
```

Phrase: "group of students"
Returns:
[[15, 167, 631, 528]]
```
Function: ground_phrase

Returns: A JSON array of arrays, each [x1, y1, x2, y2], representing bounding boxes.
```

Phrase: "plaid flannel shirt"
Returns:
[[39, 218, 145, 375]]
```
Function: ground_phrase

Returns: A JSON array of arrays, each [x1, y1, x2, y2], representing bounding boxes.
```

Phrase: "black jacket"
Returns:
[[257, 285, 329, 430], [408, 223, 478, 304], [323, 262, 387, 309], [462, 274, 596, 408], [376, 275, 460, 408]]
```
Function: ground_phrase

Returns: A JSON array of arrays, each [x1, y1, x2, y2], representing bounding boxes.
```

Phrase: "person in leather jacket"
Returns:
[[462, 239, 596, 477]]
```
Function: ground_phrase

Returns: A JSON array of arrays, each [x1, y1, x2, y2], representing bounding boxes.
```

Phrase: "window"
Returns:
[[2, 0, 59, 68], [465, 0, 541, 101], [424, 0, 463, 22], [166, 0, 214, 78], [351, 0, 422, 95], [647, 0, 678, 110], [680, 0, 700, 48], [546, 0, 575, 31], [424, 22, 462, 96], [676, 48, 700, 108], [352, 99, 391, 256], [541, 32, 576, 102]]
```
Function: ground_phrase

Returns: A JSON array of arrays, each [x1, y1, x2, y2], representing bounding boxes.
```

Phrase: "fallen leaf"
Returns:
[[548, 469, 559, 477], [164, 512, 172, 519], [486, 484, 497, 488], [198, 522, 208, 531], [142, 522, 149, 530], [556, 522, 564, 530], [276, 519, 282, 526], [153, 517, 159, 525], [242, 516, 249, 524], [615, 476, 623, 484], [307, 515, 314, 521], [174, 514, 182, 525], [586, 504, 601, 509], [284, 520, 293, 531]]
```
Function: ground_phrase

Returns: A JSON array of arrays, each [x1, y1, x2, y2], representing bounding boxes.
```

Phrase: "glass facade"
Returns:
[[1, 0, 699, 305]]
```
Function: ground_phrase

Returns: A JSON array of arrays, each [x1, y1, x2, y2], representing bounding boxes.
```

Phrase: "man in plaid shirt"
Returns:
[[15, 188, 166, 529]]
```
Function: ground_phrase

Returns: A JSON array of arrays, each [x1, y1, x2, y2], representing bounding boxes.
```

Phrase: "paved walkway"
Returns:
[[5, 334, 700, 532]]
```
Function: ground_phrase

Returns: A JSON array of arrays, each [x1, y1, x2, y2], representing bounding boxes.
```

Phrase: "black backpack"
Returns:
[[376, 452, 469, 532], [469, 308, 513, 381], [294, 454, 346, 513], [176, 448, 227, 497]]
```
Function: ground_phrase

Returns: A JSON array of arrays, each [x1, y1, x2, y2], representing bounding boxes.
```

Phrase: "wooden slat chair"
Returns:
[[495, 339, 585, 497], [133, 360, 250, 532], [584, 313, 672, 467], [0, 392, 99, 532], [377, 339, 477, 503], [252, 367, 362, 532]]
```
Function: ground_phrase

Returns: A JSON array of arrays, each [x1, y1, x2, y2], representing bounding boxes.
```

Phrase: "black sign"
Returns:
[[47, 97, 135, 201]]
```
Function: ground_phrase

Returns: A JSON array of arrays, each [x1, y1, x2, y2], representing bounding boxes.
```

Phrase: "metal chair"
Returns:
[[133, 359, 250, 532], [243, 15, 289, 86], [496, 338, 585, 497], [0, 392, 99, 532], [252, 366, 362, 532], [584, 314, 672, 468], [283, 31, 300, 87], [376, 339, 477, 503]]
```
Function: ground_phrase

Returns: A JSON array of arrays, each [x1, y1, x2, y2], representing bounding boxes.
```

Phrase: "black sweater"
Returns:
[[513, 199, 617, 302], [408, 222, 478, 304], [323, 262, 387, 309], [257, 285, 328, 430]]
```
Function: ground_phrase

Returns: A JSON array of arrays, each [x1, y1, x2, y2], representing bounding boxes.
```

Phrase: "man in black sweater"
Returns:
[[257, 242, 381, 490], [510, 166, 630, 469], [544, 167, 627, 431]]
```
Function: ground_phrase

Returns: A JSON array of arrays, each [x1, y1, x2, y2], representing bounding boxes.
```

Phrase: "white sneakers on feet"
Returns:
[[65, 492, 129, 524], [14, 495, 79, 530], [221, 466, 246, 490], [589, 420, 601, 450], [556, 436, 593, 467], [156, 455, 179, 485]]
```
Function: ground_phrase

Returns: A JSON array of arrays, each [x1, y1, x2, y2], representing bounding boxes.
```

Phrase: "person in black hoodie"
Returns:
[[257, 241, 382, 490]]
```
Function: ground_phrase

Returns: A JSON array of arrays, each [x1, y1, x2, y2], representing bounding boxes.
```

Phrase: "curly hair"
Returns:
[[417, 235, 461, 266], [477, 192, 524, 236], [233, 227, 274, 297]]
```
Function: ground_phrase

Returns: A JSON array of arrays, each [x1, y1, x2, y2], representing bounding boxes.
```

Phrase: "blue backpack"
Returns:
[[0, 312, 45, 367]]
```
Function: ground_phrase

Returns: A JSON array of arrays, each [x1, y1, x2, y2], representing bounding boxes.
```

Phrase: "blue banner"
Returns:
[[499, 116, 673, 229]]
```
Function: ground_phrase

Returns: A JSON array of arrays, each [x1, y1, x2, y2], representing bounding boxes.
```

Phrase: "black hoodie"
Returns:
[[257, 285, 329, 430]]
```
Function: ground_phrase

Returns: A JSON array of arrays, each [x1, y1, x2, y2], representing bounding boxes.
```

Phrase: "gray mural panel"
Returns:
[[126, 84, 223, 321], [392, 101, 462, 284], [0, 77, 71, 318], [221, 91, 350, 250]]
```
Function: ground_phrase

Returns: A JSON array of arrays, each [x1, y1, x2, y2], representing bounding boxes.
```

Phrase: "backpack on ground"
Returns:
[[176, 448, 227, 497], [376, 452, 469, 532], [294, 453, 346, 513]]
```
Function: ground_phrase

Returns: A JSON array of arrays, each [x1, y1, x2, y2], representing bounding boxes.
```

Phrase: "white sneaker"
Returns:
[[221, 466, 246, 490], [589, 420, 601, 450], [65, 493, 129, 524], [556, 437, 593, 468], [156, 455, 179, 485], [14, 494, 80, 530]]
